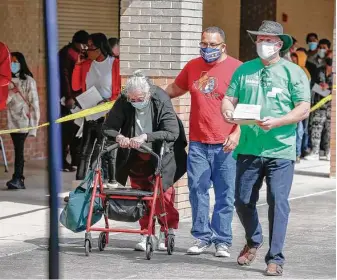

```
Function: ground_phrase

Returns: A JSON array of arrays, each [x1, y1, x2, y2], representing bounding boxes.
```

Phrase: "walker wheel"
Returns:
[[167, 234, 175, 255], [84, 239, 91, 256], [145, 236, 153, 260], [98, 232, 107, 251]]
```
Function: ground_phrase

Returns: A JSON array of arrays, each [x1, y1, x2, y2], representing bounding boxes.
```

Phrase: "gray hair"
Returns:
[[202, 26, 226, 42], [124, 70, 153, 96]]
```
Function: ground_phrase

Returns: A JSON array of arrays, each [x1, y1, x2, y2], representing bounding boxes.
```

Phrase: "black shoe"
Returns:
[[7, 177, 26, 190], [62, 161, 76, 172]]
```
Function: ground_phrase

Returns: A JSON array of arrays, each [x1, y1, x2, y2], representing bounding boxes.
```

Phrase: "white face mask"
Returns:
[[317, 48, 327, 58], [256, 41, 280, 60]]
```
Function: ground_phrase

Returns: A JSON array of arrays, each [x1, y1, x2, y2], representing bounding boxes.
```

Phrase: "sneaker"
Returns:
[[158, 231, 167, 251], [265, 263, 283, 276], [7, 176, 25, 190], [62, 161, 76, 172], [134, 235, 147, 251], [158, 229, 175, 251], [187, 239, 211, 255], [326, 151, 331, 161], [134, 235, 158, 251], [107, 181, 119, 189], [304, 152, 319, 161], [215, 243, 230, 258], [237, 243, 262, 266], [295, 156, 301, 163]]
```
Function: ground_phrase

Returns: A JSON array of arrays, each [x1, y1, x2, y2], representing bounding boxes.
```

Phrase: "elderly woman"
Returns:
[[103, 70, 187, 252]]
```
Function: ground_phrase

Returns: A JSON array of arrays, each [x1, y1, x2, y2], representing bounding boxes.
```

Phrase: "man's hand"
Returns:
[[223, 128, 240, 153], [65, 98, 75, 109], [320, 83, 329, 90], [256, 117, 281, 131], [129, 134, 147, 149], [222, 109, 235, 123], [116, 135, 130, 148]]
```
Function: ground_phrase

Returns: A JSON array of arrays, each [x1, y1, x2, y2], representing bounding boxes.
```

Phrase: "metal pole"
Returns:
[[43, 0, 61, 278]]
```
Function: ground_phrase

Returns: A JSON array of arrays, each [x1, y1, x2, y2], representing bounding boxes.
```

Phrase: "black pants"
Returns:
[[10, 133, 28, 178], [61, 105, 81, 167], [76, 118, 105, 180]]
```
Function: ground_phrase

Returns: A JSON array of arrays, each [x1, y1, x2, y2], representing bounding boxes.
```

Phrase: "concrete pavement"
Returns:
[[0, 159, 335, 279]]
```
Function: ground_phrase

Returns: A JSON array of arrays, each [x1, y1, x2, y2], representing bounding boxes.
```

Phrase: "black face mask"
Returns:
[[326, 58, 333, 66]]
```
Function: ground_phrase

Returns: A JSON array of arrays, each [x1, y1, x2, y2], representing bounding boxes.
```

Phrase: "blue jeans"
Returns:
[[187, 141, 236, 246], [296, 121, 304, 157], [301, 118, 310, 153], [235, 155, 294, 266]]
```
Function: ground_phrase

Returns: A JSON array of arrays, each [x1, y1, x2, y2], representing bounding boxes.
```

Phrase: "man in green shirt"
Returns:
[[222, 21, 310, 276]]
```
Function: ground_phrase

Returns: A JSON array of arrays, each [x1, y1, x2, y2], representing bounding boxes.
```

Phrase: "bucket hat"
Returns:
[[247, 20, 293, 52]]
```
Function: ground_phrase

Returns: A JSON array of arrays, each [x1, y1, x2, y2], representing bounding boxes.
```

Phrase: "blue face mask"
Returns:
[[131, 99, 150, 110], [200, 47, 222, 63], [11, 62, 20, 74], [308, 42, 318, 51]]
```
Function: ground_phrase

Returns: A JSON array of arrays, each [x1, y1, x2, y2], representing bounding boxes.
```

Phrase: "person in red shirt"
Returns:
[[0, 42, 11, 110], [166, 26, 242, 257], [59, 30, 89, 172]]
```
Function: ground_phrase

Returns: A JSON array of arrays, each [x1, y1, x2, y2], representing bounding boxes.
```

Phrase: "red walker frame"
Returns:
[[84, 143, 175, 260]]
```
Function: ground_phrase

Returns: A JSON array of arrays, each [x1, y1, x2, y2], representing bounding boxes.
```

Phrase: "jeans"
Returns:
[[187, 141, 236, 246], [235, 154, 294, 266], [10, 133, 28, 178], [301, 118, 310, 153], [296, 121, 304, 157]]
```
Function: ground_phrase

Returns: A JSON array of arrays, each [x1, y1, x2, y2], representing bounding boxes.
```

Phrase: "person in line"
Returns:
[[72, 33, 120, 181], [59, 30, 89, 172], [0, 42, 11, 110], [102, 37, 121, 187], [102, 70, 187, 251], [306, 50, 333, 161], [290, 50, 311, 162], [306, 32, 319, 58], [307, 38, 331, 69], [281, 36, 298, 61], [166, 26, 242, 257], [6, 52, 40, 189], [108, 37, 120, 58], [222, 21, 310, 276]]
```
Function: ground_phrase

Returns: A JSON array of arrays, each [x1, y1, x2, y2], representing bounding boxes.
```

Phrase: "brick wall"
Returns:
[[0, 0, 47, 165], [202, 0, 241, 59], [120, 0, 202, 77], [120, 0, 202, 216]]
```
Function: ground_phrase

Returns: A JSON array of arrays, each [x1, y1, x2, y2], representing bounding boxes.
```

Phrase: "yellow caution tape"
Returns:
[[0, 93, 333, 135], [310, 94, 332, 113], [0, 100, 115, 135]]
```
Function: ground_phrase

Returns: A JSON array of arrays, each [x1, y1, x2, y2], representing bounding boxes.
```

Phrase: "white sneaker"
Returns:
[[304, 152, 319, 161], [135, 235, 158, 251], [135, 235, 147, 251], [107, 182, 119, 189], [326, 151, 331, 161], [157, 229, 175, 251], [215, 244, 230, 258], [158, 231, 167, 251], [187, 239, 211, 255]]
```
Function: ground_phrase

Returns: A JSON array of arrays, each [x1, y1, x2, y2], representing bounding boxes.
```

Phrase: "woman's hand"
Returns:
[[129, 134, 147, 149], [116, 135, 130, 148], [76, 53, 85, 65]]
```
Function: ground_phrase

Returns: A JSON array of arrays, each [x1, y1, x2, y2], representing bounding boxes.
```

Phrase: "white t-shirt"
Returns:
[[86, 56, 114, 99]]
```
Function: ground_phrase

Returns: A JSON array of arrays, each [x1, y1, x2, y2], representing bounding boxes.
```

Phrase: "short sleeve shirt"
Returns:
[[226, 58, 311, 161], [175, 56, 242, 144]]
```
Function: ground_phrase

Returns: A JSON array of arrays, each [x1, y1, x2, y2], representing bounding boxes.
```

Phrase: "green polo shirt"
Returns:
[[226, 58, 310, 161]]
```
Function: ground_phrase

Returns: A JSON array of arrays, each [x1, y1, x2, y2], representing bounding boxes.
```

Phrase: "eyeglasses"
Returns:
[[127, 95, 148, 103], [199, 42, 224, 49]]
